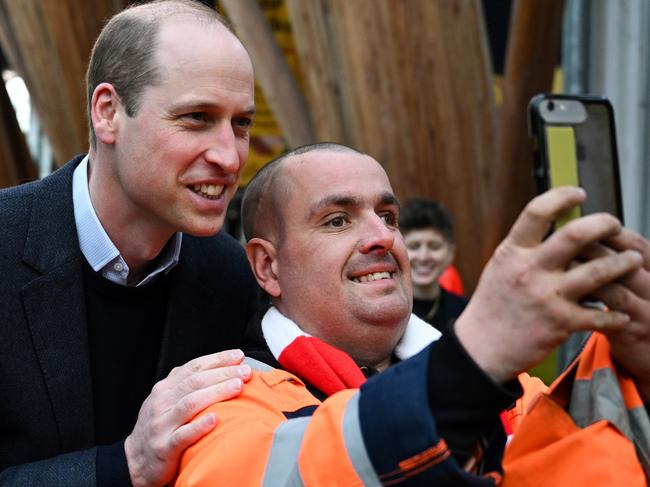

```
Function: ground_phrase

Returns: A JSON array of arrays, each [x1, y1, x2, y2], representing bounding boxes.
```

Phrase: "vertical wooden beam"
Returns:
[[314, 0, 497, 289], [484, 0, 565, 259], [221, 0, 315, 148], [285, 0, 347, 143], [0, 0, 125, 167]]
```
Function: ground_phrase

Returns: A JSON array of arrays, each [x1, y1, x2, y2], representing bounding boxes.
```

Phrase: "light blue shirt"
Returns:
[[72, 155, 182, 287]]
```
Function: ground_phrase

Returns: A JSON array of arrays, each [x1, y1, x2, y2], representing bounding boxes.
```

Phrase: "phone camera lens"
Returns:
[[547, 101, 555, 111]]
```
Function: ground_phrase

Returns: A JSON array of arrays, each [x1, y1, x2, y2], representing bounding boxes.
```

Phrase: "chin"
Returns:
[[414, 279, 436, 289], [365, 306, 410, 328], [182, 218, 225, 237]]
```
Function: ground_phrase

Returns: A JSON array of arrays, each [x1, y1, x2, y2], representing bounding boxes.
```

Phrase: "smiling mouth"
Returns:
[[191, 184, 225, 200], [351, 271, 393, 283]]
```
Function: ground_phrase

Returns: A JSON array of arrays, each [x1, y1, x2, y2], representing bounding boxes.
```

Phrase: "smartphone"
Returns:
[[528, 94, 624, 228]]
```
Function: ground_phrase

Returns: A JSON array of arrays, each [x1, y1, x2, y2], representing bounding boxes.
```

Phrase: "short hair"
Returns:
[[399, 198, 455, 244], [241, 142, 363, 243], [85, 0, 229, 148]]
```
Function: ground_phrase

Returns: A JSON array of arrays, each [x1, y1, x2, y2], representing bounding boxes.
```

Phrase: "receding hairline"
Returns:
[[117, 0, 229, 25], [86, 0, 236, 149], [125, 1, 237, 53]]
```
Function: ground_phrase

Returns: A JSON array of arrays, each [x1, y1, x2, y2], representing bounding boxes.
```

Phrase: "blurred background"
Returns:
[[1, 0, 648, 296]]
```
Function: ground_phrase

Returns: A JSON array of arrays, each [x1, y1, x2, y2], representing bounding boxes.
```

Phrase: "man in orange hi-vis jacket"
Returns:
[[176, 143, 650, 486]]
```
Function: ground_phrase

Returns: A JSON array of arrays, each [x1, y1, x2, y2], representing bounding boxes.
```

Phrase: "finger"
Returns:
[[169, 349, 245, 379], [577, 241, 650, 301], [168, 412, 219, 456], [579, 240, 650, 300], [174, 364, 252, 397], [592, 280, 650, 317], [536, 213, 622, 269], [169, 377, 243, 426], [578, 241, 613, 260], [606, 228, 650, 270], [566, 304, 630, 332], [561, 250, 642, 299], [508, 186, 586, 247]]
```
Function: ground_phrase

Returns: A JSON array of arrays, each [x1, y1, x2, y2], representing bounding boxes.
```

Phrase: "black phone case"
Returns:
[[527, 93, 625, 223]]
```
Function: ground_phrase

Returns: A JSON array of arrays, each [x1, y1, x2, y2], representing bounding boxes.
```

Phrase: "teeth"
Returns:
[[352, 271, 391, 283], [191, 184, 224, 199]]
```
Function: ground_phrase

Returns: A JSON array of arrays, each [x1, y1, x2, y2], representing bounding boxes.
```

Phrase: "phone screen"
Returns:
[[533, 95, 623, 226], [571, 104, 620, 219]]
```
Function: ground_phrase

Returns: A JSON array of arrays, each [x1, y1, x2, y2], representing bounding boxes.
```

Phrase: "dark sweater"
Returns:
[[413, 288, 469, 335], [83, 261, 171, 486], [83, 260, 171, 444]]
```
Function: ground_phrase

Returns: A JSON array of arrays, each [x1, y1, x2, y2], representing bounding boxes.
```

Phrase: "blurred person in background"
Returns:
[[400, 198, 468, 334]]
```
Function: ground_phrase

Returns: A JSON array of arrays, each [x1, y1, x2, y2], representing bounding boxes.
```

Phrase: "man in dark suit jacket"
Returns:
[[0, 1, 261, 485]]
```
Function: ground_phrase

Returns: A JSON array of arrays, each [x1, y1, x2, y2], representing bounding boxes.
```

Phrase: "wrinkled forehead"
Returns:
[[284, 151, 399, 219], [284, 150, 394, 199]]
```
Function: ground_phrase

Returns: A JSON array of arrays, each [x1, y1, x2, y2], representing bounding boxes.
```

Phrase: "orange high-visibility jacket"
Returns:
[[175, 354, 501, 487], [501, 332, 650, 486]]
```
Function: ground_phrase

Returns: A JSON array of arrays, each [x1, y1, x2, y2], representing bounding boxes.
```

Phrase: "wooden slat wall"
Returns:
[[0, 0, 563, 288], [220, 0, 315, 148], [0, 0, 126, 167], [289, 0, 497, 289], [484, 0, 566, 258], [284, 0, 347, 143]]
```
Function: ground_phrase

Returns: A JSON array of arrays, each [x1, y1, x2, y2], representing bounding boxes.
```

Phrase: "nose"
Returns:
[[412, 244, 429, 261], [358, 215, 395, 254], [204, 122, 241, 174]]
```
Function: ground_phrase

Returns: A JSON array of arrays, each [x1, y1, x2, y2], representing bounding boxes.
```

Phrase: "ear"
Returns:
[[246, 238, 281, 297], [91, 82, 121, 146]]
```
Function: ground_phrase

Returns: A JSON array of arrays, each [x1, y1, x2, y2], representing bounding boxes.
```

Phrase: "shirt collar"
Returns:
[[261, 306, 442, 363], [72, 155, 182, 286]]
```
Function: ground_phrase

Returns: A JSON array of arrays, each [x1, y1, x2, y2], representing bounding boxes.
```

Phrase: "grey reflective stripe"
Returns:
[[342, 393, 382, 487], [629, 406, 650, 464], [570, 368, 630, 433], [263, 417, 309, 487], [570, 367, 650, 465], [244, 356, 275, 372]]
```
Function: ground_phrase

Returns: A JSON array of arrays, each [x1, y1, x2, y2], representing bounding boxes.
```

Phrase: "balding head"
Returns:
[[243, 143, 411, 370], [86, 0, 232, 149], [241, 143, 363, 244]]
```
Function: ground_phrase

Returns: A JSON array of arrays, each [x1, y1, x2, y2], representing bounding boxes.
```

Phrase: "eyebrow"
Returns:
[[308, 191, 399, 218], [167, 100, 256, 116]]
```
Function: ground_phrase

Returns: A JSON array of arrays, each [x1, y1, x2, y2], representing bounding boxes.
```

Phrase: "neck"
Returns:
[[273, 303, 406, 373], [413, 282, 441, 301], [374, 355, 392, 372], [87, 155, 173, 273]]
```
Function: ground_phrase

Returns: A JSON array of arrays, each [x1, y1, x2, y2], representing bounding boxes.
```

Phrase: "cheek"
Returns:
[[237, 138, 250, 163], [433, 249, 452, 264]]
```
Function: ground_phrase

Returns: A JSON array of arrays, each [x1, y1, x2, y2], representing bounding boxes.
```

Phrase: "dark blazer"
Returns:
[[0, 156, 261, 485]]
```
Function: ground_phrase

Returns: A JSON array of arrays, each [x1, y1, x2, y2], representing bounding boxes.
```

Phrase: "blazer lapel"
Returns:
[[20, 159, 95, 449]]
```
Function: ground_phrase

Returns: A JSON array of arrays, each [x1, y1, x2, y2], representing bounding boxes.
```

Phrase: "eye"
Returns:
[[233, 116, 253, 129], [181, 112, 209, 125], [325, 215, 348, 228], [380, 212, 398, 227]]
